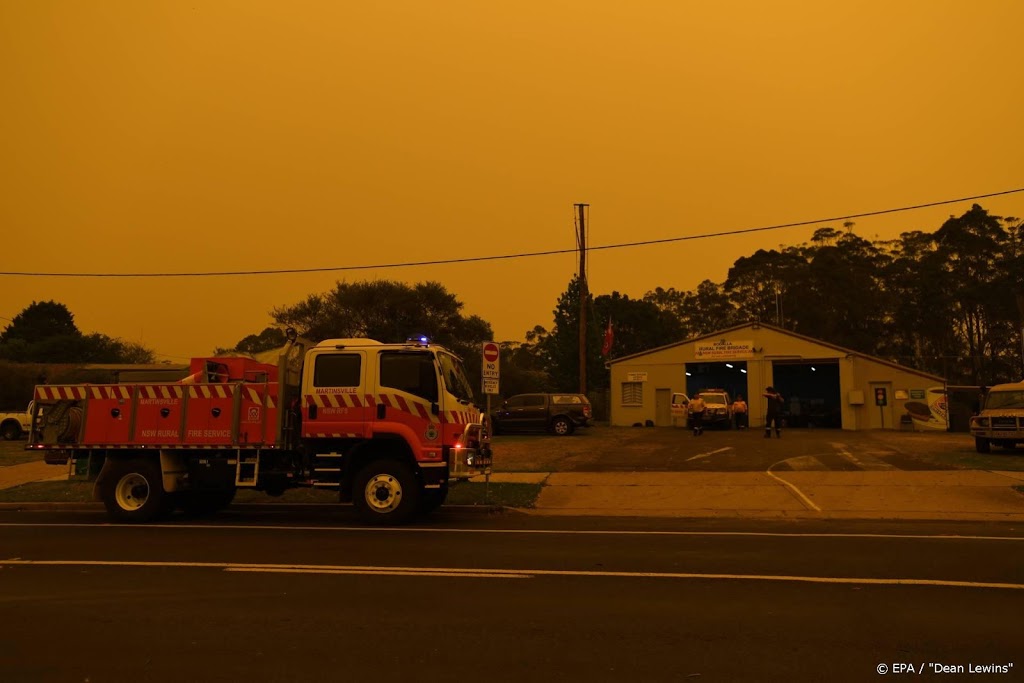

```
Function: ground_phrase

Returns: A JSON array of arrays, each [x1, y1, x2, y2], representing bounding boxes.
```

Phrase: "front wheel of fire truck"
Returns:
[[975, 437, 991, 454], [352, 459, 421, 525], [100, 458, 170, 523]]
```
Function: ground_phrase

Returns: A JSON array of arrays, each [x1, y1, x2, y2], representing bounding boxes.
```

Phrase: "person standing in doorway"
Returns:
[[688, 392, 707, 436], [763, 386, 784, 438], [732, 395, 748, 429]]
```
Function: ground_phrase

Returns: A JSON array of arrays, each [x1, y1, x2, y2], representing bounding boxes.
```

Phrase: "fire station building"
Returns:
[[607, 322, 945, 431]]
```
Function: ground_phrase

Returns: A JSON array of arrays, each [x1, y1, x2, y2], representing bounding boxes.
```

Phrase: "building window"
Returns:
[[621, 382, 643, 406]]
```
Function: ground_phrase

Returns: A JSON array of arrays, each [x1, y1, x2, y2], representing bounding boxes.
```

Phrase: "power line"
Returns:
[[2, 187, 1021, 279]]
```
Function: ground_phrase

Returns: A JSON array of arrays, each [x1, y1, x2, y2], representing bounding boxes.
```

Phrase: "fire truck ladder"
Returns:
[[235, 450, 260, 487], [312, 452, 342, 487]]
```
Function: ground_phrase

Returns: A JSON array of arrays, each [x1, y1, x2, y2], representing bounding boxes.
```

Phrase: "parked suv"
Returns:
[[969, 382, 1024, 453], [490, 393, 592, 436]]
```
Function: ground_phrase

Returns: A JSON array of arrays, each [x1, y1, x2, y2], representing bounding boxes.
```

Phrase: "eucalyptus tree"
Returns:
[[272, 279, 494, 389], [932, 204, 1012, 382]]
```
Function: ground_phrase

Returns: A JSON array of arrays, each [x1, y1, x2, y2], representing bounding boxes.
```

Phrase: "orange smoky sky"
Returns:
[[1, 1, 1022, 361]]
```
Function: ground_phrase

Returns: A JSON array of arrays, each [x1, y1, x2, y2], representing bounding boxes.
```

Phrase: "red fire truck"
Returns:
[[29, 330, 491, 524]]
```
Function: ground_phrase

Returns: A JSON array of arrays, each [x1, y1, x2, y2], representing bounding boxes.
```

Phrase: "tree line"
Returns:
[[2, 203, 1019, 406], [223, 203, 1021, 394]]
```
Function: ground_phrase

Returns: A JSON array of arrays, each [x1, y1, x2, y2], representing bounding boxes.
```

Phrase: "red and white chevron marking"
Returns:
[[445, 408, 481, 425], [35, 386, 88, 400], [309, 392, 370, 409], [187, 385, 232, 399], [140, 385, 183, 400], [377, 392, 436, 422]]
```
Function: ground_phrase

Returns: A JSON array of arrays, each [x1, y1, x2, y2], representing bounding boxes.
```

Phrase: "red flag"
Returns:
[[602, 318, 614, 356]]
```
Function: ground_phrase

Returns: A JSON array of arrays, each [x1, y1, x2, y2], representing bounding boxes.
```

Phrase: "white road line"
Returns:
[[686, 447, 733, 462], [1, 523, 1022, 542], [831, 442, 895, 471], [766, 460, 822, 512], [226, 567, 530, 579], [2, 558, 1021, 591]]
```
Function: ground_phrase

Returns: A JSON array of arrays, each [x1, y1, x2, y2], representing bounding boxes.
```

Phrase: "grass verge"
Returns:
[[0, 480, 543, 508], [906, 450, 1024, 472], [0, 441, 44, 467], [0, 481, 93, 502]]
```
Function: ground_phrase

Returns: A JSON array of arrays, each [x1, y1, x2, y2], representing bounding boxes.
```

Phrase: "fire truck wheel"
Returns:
[[418, 483, 449, 516], [551, 417, 574, 436], [100, 458, 169, 523], [352, 459, 420, 525], [974, 437, 991, 454], [176, 488, 237, 517], [0, 420, 21, 440]]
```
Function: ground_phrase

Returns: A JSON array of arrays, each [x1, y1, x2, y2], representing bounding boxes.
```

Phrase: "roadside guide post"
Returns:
[[482, 342, 500, 501]]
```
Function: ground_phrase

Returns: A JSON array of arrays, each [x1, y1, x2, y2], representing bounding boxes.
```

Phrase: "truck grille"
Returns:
[[991, 417, 1018, 430]]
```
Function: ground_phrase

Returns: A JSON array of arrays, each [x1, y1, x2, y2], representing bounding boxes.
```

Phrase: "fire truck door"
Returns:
[[305, 351, 371, 439], [375, 351, 440, 449]]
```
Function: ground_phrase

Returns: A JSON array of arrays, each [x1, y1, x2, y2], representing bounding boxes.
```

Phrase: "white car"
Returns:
[[670, 390, 732, 428], [0, 402, 33, 440]]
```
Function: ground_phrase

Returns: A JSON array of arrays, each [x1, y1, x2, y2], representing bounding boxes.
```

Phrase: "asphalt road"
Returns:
[[2, 511, 1021, 682]]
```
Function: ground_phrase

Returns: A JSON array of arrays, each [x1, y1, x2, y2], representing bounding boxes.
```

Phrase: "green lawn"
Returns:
[[0, 481, 93, 502], [907, 449, 1024, 472], [0, 440, 44, 467]]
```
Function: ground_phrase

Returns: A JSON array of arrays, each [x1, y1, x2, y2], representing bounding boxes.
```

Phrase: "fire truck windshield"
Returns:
[[438, 352, 476, 405]]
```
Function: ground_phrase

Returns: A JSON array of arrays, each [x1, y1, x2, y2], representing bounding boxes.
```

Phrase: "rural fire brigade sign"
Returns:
[[482, 341, 500, 395]]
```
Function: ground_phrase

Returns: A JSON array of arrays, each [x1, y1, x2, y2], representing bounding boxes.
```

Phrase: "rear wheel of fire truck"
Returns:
[[100, 458, 170, 523], [0, 420, 21, 440], [417, 482, 449, 517], [975, 437, 991, 454], [352, 459, 420, 525], [551, 417, 574, 436]]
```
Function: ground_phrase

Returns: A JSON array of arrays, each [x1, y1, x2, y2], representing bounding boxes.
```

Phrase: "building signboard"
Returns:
[[694, 339, 754, 360]]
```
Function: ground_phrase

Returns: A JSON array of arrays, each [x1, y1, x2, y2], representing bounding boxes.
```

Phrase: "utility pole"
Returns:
[[576, 203, 589, 395]]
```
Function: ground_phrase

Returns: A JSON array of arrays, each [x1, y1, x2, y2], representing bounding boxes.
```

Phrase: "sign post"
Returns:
[[875, 387, 887, 428], [481, 342, 500, 499]]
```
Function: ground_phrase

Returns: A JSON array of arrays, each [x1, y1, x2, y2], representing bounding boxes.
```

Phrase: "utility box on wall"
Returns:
[[848, 390, 865, 405]]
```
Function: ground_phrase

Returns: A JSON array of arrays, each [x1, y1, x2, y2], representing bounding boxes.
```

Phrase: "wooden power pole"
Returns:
[[576, 203, 589, 395]]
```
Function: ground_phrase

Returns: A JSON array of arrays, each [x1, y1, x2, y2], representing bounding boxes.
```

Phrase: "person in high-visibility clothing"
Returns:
[[731, 395, 748, 430], [688, 392, 707, 436]]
